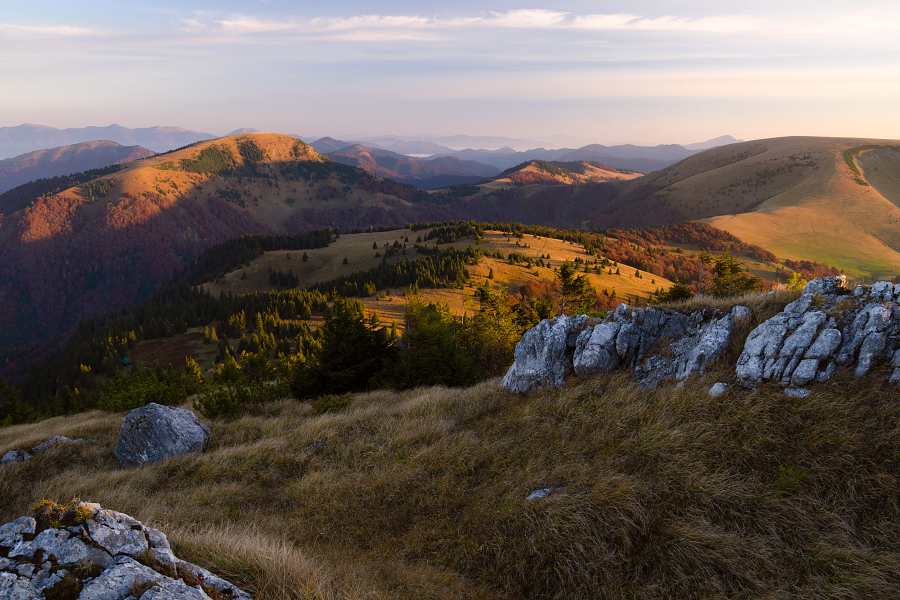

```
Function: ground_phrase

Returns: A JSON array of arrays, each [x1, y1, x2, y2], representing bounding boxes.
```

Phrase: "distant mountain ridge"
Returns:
[[0, 141, 155, 196], [0, 124, 220, 159], [684, 135, 744, 151], [325, 144, 499, 189]]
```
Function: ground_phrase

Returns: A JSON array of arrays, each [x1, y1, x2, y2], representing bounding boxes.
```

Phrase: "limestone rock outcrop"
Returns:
[[736, 276, 900, 386], [0, 502, 250, 599], [114, 403, 211, 467], [502, 304, 743, 393]]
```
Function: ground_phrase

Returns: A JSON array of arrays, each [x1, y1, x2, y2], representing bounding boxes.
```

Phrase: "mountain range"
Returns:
[[2, 131, 896, 366], [324, 144, 499, 189], [309, 135, 744, 183], [0, 124, 222, 159]]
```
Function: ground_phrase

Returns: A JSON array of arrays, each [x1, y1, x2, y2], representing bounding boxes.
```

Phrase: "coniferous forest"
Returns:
[[0, 218, 811, 427]]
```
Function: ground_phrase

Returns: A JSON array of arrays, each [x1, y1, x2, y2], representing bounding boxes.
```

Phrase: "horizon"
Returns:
[[3, 1, 899, 145]]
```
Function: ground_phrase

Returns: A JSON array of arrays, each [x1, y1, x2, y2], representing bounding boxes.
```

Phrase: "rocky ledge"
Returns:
[[502, 303, 747, 393], [0, 502, 250, 599], [737, 276, 900, 386], [502, 276, 900, 394]]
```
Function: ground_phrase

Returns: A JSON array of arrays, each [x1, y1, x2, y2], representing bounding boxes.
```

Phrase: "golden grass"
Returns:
[[697, 136, 900, 278], [202, 230, 672, 329], [4, 300, 900, 599]]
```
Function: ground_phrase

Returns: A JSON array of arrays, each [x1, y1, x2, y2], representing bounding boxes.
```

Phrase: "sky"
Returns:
[[2, 1, 900, 146]]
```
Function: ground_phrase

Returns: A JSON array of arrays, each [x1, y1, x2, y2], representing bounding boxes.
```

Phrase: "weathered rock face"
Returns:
[[736, 276, 900, 387], [503, 277, 900, 395], [501, 315, 588, 394], [0, 502, 249, 599], [114, 403, 211, 467], [502, 304, 743, 393]]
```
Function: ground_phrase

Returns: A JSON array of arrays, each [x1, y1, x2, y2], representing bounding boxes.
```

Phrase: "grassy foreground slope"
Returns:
[[2, 293, 899, 599]]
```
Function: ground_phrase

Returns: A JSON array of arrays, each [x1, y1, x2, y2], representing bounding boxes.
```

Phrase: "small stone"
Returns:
[[708, 382, 728, 397], [0, 517, 36, 548], [785, 388, 810, 398], [731, 305, 752, 321], [87, 510, 149, 557], [525, 486, 566, 500], [31, 435, 74, 455], [0, 450, 31, 465], [78, 557, 165, 600]]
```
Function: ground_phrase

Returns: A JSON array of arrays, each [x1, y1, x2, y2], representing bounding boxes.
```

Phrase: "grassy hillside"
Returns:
[[481, 159, 641, 189], [202, 228, 669, 329], [3, 291, 899, 598], [668, 136, 900, 280]]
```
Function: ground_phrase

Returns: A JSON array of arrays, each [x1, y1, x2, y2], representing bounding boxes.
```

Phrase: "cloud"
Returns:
[[214, 16, 298, 35], [571, 14, 759, 33], [0, 23, 93, 37], [484, 9, 569, 28], [311, 15, 432, 31]]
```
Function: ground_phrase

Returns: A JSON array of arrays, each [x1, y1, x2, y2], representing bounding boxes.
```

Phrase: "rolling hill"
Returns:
[[599, 136, 900, 279], [0, 133, 550, 358], [0, 141, 154, 196]]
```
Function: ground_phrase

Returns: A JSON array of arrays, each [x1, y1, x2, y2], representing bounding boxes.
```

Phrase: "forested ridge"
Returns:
[[0, 219, 823, 427]]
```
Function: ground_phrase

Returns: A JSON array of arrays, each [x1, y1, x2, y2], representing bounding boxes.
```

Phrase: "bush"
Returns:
[[309, 393, 354, 415], [194, 381, 290, 418], [97, 369, 186, 412]]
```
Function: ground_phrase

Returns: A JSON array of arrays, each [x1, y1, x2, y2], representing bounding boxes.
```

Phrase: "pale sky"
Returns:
[[2, 1, 899, 145]]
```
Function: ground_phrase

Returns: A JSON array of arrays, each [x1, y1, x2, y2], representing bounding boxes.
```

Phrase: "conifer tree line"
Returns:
[[0, 164, 123, 214], [0, 219, 800, 426]]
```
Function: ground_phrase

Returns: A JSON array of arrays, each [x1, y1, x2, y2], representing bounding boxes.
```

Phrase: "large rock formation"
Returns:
[[736, 276, 900, 386], [0, 502, 249, 599], [502, 304, 746, 393], [114, 404, 211, 467], [502, 276, 900, 396]]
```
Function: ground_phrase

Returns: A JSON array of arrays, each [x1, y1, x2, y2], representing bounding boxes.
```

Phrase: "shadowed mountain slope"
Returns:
[[326, 145, 499, 187], [0, 141, 154, 196]]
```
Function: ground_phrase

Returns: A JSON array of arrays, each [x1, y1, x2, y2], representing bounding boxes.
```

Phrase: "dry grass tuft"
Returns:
[[2, 350, 900, 598]]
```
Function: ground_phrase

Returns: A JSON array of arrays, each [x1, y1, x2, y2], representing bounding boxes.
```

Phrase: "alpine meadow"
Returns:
[[2, 2, 900, 599]]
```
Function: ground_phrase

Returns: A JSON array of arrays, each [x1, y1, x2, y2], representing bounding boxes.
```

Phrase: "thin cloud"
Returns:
[[214, 16, 298, 35], [0, 23, 93, 37], [311, 15, 431, 31], [484, 9, 569, 28], [571, 14, 759, 33]]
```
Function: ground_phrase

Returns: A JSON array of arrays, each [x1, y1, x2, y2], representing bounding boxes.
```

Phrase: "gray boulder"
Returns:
[[114, 403, 211, 467], [802, 275, 848, 296]]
